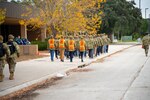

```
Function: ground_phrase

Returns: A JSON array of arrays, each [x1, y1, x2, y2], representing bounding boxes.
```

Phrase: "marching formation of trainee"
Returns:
[[47, 34, 111, 62]]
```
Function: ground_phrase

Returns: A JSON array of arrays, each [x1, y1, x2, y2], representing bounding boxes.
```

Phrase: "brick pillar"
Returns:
[[21, 25, 27, 38], [41, 26, 46, 42]]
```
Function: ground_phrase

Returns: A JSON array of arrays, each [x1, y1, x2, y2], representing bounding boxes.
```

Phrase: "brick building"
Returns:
[[0, 1, 46, 42]]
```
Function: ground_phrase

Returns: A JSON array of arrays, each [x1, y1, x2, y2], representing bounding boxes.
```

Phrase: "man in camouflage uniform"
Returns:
[[87, 35, 94, 58], [64, 36, 69, 59], [102, 34, 107, 53], [84, 35, 88, 57], [98, 34, 104, 54], [142, 33, 150, 57], [105, 35, 111, 53], [7, 34, 20, 80], [54, 36, 59, 59], [93, 35, 97, 57], [0, 35, 10, 82], [74, 36, 79, 57], [96, 34, 103, 56]]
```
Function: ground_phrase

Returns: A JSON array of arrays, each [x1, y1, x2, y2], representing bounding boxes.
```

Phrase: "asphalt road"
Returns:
[[20, 45, 150, 100]]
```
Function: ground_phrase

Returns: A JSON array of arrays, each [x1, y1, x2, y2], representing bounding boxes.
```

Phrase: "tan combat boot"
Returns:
[[0, 75, 4, 82], [9, 73, 14, 80]]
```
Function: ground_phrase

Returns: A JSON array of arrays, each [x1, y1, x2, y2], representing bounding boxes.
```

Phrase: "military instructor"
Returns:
[[142, 32, 150, 57]]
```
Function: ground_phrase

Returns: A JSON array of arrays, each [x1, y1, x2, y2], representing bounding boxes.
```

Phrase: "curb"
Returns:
[[0, 45, 135, 100], [78, 45, 136, 68]]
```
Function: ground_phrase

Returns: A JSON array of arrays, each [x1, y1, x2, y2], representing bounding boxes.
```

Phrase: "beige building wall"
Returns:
[[21, 25, 27, 38]]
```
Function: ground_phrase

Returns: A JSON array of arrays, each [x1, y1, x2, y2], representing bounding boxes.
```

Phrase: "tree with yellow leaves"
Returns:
[[20, 0, 105, 36], [82, 0, 105, 34], [21, 0, 66, 36], [60, 0, 105, 35], [0, 8, 6, 25]]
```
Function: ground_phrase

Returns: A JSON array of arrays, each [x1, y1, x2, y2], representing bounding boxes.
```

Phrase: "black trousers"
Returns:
[[96, 46, 101, 56], [88, 49, 93, 58], [69, 51, 74, 62], [106, 45, 109, 53], [100, 46, 103, 54], [55, 50, 58, 59], [80, 51, 84, 62]]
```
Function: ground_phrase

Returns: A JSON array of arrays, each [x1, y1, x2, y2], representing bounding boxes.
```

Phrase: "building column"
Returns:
[[41, 26, 46, 42], [21, 25, 27, 39]]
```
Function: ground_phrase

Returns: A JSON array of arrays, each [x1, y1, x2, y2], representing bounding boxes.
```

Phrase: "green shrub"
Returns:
[[31, 41, 47, 51], [132, 33, 141, 41]]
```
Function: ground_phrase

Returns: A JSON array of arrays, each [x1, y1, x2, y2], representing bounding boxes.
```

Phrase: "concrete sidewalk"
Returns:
[[0, 45, 133, 98]]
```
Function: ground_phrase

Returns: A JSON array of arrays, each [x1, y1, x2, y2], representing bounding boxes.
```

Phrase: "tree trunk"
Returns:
[[50, 25, 58, 37]]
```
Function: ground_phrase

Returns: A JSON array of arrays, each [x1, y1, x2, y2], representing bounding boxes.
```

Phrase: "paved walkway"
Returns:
[[0, 45, 133, 97]]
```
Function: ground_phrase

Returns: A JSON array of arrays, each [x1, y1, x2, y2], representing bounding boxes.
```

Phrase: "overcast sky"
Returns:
[[127, 0, 150, 18]]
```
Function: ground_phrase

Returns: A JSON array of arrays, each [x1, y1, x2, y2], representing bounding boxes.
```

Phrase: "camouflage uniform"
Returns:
[[64, 36, 69, 58], [74, 36, 79, 57], [102, 35, 107, 53], [7, 34, 20, 80], [87, 36, 94, 58], [105, 36, 111, 53], [0, 35, 10, 82], [142, 34, 150, 57], [96, 35, 103, 56], [55, 37, 59, 59], [93, 36, 98, 56], [99, 36, 104, 54]]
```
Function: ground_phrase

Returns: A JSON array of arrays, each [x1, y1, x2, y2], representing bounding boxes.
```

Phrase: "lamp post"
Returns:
[[149, 14, 150, 34], [145, 8, 149, 19], [139, 0, 141, 9]]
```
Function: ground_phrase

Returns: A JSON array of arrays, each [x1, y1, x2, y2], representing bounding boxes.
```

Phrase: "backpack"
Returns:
[[7, 42, 16, 55], [0, 43, 5, 57]]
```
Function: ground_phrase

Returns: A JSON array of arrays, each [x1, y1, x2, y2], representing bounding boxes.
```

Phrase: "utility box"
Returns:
[[121, 36, 132, 42]]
